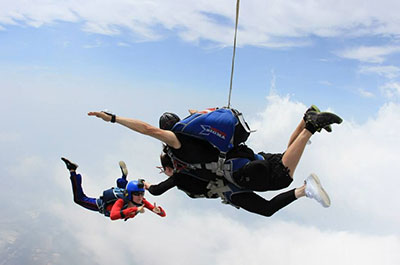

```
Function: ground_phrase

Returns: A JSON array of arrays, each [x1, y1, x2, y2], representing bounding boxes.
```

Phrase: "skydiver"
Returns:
[[61, 157, 166, 220], [87, 105, 341, 217]]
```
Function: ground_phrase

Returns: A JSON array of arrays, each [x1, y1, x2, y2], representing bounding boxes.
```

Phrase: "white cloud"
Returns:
[[49, 207, 400, 265], [2, 81, 400, 264], [245, 94, 400, 233], [117, 42, 131, 47], [358, 87, 375, 98], [83, 39, 103, 49], [359, 65, 400, 79], [318, 80, 333, 86], [336, 45, 400, 63], [1, 0, 400, 47], [380, 82, 400, 99]]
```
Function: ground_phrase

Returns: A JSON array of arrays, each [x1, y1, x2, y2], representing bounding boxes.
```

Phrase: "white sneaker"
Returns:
[[305, 173, 331, 208], [119, 161, 128, 177]]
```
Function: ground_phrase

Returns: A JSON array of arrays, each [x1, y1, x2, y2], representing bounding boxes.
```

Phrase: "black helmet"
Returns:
[[159, 112, 180, 130]]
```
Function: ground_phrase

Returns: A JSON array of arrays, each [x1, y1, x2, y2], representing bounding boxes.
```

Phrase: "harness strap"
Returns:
[[206, 179, 232, 199], [216, 153, 227, 176], [167, 148, 198, 173], [191, 158, 232, 173], [232, 109, 254, 133]]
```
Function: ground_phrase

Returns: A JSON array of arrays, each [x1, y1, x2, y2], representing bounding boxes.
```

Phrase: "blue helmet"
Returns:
[[125, 179, 145, 201]]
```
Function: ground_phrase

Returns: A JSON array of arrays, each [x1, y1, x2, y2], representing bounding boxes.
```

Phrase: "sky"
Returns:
[[1, 0, 400, 264]]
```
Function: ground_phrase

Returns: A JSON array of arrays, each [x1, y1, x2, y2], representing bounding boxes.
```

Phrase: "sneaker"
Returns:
[[119, 161, 128, 178], [61, 157, 78, 171], [304, 111, 342, 134], [306, 105, 332, 132], [305, 173, 331, 208]]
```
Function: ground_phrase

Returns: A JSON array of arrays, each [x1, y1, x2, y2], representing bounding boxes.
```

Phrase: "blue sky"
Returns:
[[1, 1, 400, 264], [2, 19, 398, 122]]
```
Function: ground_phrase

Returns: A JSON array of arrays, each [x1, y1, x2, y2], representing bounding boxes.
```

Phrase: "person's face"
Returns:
[[164, 166, 174, 177], [132, 192, 144, 204]]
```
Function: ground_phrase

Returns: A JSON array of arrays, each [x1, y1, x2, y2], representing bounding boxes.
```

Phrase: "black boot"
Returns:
[[61, 157, 78, 171], [305, 105, 332, 132], [304, 111, 342, 134]]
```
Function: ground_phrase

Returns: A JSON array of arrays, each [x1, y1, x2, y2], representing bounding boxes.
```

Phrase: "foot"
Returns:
[[304, 110, 342, 134], [306, 105, 332, 132], [305, 173, 331, 208], [119, 161, 128, 178], [61, 157, 78, 171]]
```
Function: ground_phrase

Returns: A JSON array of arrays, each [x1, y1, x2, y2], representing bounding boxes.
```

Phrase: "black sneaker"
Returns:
[[61, 157, 78, 171], [304, 111, 342, 134], [306, 105, 332, 132]]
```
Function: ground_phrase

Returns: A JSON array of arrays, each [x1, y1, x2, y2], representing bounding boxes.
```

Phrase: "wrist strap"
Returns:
[[102, 111, 116, 123]]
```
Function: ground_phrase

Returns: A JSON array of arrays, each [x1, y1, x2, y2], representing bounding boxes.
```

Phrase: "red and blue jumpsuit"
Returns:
[[69, 172, 166, 220]]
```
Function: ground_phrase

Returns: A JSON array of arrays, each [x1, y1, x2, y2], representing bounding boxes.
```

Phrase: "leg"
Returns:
[[62, 158, 99, 212], [116, 161, 128, 188], [287, 105, 321, 148], [283, 108, 343, 178], [294, 184, 306, 198], [287, 119, 306, 148], [233, 153, 293, 192], [282, 129, 312, 178], [69, 172, 99, 212], [230, 190, 297, 217]]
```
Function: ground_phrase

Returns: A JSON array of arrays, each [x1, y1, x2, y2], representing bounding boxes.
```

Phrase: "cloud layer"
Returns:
[[2, 0, 400, 46], [1, 89, 399, 264]]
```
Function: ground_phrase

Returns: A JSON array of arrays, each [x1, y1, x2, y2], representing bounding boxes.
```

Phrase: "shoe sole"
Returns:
[[119, 161, 128, 176], [309, 173, 331, 208], [320, 112, 343, 124]]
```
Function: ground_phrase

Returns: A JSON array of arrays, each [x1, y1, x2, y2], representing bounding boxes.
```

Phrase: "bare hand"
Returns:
[[143, 181, 151, 190], [88, 111, 112, 122], [137, 205, 145, 214], [152, 202, 161, 214]]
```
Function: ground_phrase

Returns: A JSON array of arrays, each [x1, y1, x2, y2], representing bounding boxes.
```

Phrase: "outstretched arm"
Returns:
[[145, 177, 176, 196], [143, 199, 166, 217], [88, 111, 181, 149]]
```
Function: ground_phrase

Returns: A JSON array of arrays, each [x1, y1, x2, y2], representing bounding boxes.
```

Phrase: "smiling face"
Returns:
[[131, 191, 144, 204]]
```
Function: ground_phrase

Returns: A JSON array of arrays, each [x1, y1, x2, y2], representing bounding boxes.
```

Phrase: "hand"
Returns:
[[143, 181, 151, 190], [152, 202, 161, 214], [88, 111, 112, 122], [137, 205, 145, 214], [125, 207, 137, 217]]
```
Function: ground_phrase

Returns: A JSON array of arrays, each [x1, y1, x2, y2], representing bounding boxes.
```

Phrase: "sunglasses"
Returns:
[[132, 191, 144, 196]]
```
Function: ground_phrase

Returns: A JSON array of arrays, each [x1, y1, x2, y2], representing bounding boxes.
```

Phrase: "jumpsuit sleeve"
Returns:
[[147, 176, 176, 196], [109, 199, 139, 221], [142, 198, 166, 217]]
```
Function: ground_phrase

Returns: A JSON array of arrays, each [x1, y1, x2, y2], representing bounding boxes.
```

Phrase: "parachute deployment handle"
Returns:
[[227, 0, 241, 109]]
